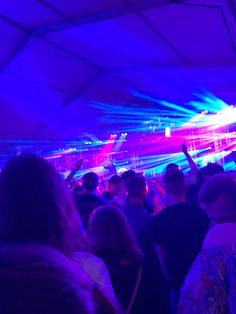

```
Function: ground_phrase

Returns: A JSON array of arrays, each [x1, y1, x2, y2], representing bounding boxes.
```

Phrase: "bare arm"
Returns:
[[182, 143, 198, 174], [65, 159, 83, 184]]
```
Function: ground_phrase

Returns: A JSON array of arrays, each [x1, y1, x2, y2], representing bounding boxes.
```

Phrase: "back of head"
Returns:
[[121, 170, 136, 183], [202, 162, 224, 179], [87, 206, 142, 262], [199, 174, 236, 213], [82, 172, 99, 192], [107, 175, 122, 196], [108, 175, 121, 186], [0, 154, 85, 255], [165, 163, 179, 172], [164, 169, 185, 196], [126, 176, 147, 199]]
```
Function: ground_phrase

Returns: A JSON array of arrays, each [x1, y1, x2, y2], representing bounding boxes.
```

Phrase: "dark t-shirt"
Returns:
[[76, 193, 106, 228], [123, 203, 170, 310], [152, 202, 209, 289], [186, 184, 201, 206], [123, 204, 153, 258]]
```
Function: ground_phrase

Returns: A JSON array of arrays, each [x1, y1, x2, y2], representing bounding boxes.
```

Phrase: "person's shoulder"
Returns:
[[155, 205, 173, 218], [203, 223, 236, 250], [152, 207, 171, 226], [186, 203, 209, 220], [189, 245, 229, 278], [172, 202, 206, 216], [73, 252, 110, 283], [73, 252, 115, 297], [81, 194, 106, 204], [74, 252, 105, 268]]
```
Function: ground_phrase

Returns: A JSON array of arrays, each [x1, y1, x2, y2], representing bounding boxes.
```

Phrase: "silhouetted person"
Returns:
[[123, 176, 152, 254], [165, 163, 180, 172], [76, 172, 106, 228], [186, 162, 224, 206], [88, 206, 170, 314], [152, 169, 209, 313], [0, 154, 119, 313], [123, 176, 170, 312], [121, 170, 136, 183], [103, 175, 122, 201]]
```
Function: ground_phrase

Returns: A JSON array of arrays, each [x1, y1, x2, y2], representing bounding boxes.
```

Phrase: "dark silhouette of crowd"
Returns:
[[0, 148, 235, 313]]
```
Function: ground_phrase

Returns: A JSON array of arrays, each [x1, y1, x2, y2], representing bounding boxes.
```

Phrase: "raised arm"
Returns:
[[182, 143, 198, 174], [65, 159, 83, 184]]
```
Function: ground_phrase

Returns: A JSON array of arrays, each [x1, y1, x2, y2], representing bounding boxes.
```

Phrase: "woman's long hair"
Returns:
[[0, 154, 86, 256], [87, 206, 142, 262]]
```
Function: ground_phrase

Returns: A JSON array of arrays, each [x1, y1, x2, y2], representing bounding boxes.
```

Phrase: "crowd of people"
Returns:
[[0, 146, 235, 313]]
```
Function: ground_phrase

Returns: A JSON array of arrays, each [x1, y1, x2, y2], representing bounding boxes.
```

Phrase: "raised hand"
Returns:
[[182, 143, 188, 155], [75, 159, 83, 171]]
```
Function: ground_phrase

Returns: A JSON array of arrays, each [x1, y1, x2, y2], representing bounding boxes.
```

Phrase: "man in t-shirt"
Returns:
[[152, 169, 209, 313], [123, 176, 171, 313], [76, 172, 106, 229]]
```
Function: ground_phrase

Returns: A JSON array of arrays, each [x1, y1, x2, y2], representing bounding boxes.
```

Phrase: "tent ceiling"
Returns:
[[0, 0, 236, 140]]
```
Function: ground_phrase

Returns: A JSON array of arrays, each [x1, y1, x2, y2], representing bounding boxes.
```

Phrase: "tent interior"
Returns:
[[1, 0, 236, 174]]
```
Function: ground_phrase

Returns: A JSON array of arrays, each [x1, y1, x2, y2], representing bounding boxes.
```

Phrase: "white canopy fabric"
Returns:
[[0, 0, 236, 140]]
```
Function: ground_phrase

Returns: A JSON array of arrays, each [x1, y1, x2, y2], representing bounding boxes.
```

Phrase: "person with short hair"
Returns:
[[202, 162, 224, 181], [121, 170, 136, 183], [123, 176, 151, 252], [82, 172, 99, 192], [103, 175, 122, 201], [109, 170, 137, 208], [76, 171, 106, 228], [123, 176, 170, 312], [165, 163, 180, 172], [178, 174, 236, 314], [186, 162, 224, 206], [152, 169, 209, 313]]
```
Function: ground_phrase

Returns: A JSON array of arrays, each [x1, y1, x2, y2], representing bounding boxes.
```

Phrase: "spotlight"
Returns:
[[204, 110, 208, 113], [111, 135, 114, 138], [125, 133, 127, 136], [201, 111, 205, 115], [114, 134, 117, 137], [230, 105, 234, 108]]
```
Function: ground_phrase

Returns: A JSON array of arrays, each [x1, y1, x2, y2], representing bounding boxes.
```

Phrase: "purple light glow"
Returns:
[[0, 1, 235, 173]]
